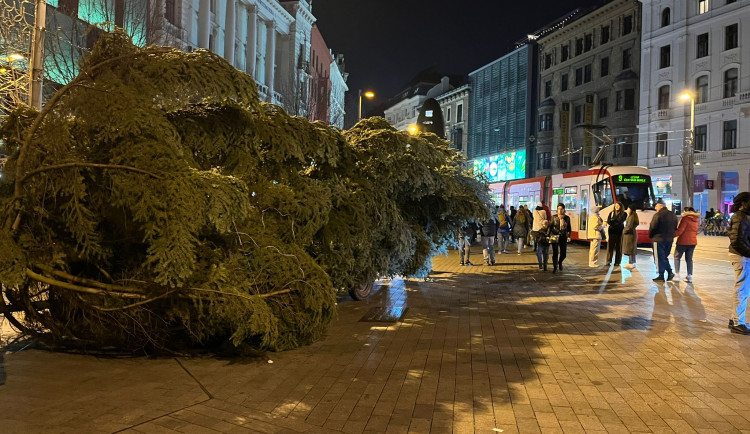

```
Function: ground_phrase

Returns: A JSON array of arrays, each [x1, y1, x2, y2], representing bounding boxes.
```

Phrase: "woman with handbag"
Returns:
[[622, 204, 639, 269], [550, 204, 572, 273], [535, 220, 552, 271]]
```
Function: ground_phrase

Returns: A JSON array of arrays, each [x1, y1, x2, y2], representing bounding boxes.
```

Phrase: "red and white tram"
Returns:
[[490, 165, 657, 244]]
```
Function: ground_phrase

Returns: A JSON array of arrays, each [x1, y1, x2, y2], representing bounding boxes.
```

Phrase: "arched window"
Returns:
[[696, 75, 709, 103], [724, 68, 738, 98], [661, 8, 671, 27], [658, 85, 671, 109]]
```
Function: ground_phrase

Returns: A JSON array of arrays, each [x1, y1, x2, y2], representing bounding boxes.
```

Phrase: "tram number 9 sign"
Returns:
[[617, 174, 649, 184]]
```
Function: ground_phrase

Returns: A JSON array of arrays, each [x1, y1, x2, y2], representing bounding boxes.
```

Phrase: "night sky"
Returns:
[[312, 0, 605, 105]]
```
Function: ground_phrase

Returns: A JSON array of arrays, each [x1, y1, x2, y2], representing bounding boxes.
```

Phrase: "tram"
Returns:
[[490, 165, 657, 244]]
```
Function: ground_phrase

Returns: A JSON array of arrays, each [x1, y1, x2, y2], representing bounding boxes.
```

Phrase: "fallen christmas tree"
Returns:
[[0, 31, 488, 354]]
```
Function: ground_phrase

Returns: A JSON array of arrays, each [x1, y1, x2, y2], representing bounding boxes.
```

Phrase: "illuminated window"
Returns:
[[699, 0, 709, 14], [656, 133, 668, 157]]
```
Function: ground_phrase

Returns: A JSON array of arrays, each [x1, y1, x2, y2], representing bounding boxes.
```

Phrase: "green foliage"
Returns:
[[0, 30, 487, 354]]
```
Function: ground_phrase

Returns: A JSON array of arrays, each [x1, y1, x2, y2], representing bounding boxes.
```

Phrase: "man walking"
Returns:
[[481, 215, 499, 266], [458, 221, 478, 266], [649, 199, 678, 281]]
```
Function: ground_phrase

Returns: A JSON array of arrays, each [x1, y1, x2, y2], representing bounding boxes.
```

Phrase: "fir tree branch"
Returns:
[[8, 47, 172, 232], [34, 264, 147, 294], [89, 290, 177, 312], [25, 268, 146, 299], [19, 162, 162, 184]]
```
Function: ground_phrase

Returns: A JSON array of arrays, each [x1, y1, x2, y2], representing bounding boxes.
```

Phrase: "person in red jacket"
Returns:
[[673, 207, 700, 283]]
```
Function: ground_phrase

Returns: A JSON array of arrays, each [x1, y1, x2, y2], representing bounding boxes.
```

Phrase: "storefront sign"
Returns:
[[473, 150, 527, 183], [694, 174, 708, 193], [553, 188, 564, 196]]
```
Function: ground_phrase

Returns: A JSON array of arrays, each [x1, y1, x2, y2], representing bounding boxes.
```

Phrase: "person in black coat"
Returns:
[[481, 216, 499, 265], [606, 202, 627, 267], [550, 203, 572, 273], [728, 192, 750, 335], [649, 199, 678, 281]]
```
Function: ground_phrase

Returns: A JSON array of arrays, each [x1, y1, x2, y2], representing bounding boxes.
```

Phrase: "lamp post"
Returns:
[[680, 92, 695, 209], [358, 89, 375, 121], [29, 0, 46, 110]]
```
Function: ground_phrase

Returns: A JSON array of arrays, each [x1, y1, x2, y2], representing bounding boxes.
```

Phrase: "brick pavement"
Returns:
[[1, 237, 749, 433]]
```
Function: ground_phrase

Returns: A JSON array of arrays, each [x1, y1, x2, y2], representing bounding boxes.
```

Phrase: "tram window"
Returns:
[[563, 194, 577, 211], [592, 179, 614, 208]]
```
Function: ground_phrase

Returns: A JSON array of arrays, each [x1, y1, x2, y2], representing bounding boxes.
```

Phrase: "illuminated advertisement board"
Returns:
[[473, 150, 527, 183]]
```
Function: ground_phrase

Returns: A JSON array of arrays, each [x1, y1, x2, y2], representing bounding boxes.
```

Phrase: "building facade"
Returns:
[[436, 84, 470, 158], [537, 0, 641, 178], [467, 43, 538, 189], [309, 24, 330, 123], [638, 0, 750, 216], [329, 53, 348, 129], [9, 0, 318, 115]]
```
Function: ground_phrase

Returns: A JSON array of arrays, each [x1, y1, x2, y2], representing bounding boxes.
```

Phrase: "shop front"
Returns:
[[720, 171, 739, 216]]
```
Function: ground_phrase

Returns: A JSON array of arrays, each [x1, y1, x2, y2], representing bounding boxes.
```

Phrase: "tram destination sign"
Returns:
[[617, 174, 649, 184]]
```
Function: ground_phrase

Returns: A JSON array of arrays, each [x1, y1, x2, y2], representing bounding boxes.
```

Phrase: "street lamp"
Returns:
[[358, 89, 375, 121], [680, 91, 695, 209]]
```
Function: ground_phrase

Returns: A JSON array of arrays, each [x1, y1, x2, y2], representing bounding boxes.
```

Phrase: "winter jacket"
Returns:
[[535, 225, 551, 246], [497, 212, 511, 233], [606, 210, 627, 236], [621, 212, 640, 256], [674, 211, 700, 246], [550, 214, 571, 242], [588, 212, 603, 239], [531, 207, 549, 232], [729, 207, 750, 257], [512, 212, 529, 238], [649, 207, 678, 242], [481, 218, 499, 237], [460, 222, 479, 239]]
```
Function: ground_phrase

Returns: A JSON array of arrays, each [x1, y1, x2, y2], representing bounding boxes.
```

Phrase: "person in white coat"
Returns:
[[588, 206, 603, 267], [531, 202, 549, 252]]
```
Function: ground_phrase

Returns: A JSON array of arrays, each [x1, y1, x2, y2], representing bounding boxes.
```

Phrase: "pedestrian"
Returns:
[[525, 205, 534, 248], [705, 208, 715, 220], [458, 221, 478, 266], [606, 202, 627, 268], [535, 220, 551, 271], [588, 206, 603, 267], [509, 206, 517, 242], [512, 206, 529, 254], [728, 192, 750, 335], [674, 206, 700, 282], [649, 199, 678, 282], [496, 205, 511, 254], [531, 202, 547, 252], [622, 204, 640, 269], [480, 213, 499, 266], [550, 203, 571, 273]]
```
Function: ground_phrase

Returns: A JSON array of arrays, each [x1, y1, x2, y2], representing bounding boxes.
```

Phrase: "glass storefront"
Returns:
[[720, 171, 739, 216], [652, 175, 674, 209]]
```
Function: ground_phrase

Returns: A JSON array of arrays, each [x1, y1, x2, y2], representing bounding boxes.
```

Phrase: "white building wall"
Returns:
[[437, 85, 470, 158], [329, 56, 348, 129], [638, 0, 750, 216], [168, 0, 309, 110]]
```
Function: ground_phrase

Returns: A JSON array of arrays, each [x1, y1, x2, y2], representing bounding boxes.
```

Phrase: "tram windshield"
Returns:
[[612, 174, 656, 210]]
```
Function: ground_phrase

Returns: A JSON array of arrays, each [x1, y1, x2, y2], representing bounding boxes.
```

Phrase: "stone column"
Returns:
[[224, 0, 236, 65], [247, 6, 257, 77], [198, 0, 210, 49], [266, 21, 276, 97]]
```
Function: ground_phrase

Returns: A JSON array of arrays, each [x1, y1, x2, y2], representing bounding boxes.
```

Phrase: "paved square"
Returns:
[[1, 237, 748, 433]]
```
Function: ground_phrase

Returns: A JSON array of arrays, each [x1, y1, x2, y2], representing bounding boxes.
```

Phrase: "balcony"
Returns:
[[722, 149, 737, 158], [656, 109, 670, 120], [272, 91, 283, 106], [722, 96, 736, 107], [651, 156, 669, 167], [695, 102, 709, 113], [257, 83, 269, 99], [740, 91, 750, 102]]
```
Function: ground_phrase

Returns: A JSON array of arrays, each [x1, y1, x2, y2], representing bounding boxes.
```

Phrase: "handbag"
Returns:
[[549, 234, 560, 243]]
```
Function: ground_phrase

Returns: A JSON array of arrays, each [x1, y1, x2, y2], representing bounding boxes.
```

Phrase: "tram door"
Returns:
[[577, 185, 590, 240]]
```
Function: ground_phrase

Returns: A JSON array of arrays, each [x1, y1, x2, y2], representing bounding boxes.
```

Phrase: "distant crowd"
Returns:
[[457, 192, 750, 337]]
